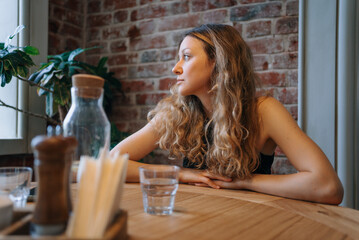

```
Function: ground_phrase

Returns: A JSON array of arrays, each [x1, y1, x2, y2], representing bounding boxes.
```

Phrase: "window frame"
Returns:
[[0, 0, 48, 155]]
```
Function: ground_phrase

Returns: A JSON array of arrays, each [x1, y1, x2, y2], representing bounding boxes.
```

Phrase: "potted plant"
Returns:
[[0, 25, 128, 145]]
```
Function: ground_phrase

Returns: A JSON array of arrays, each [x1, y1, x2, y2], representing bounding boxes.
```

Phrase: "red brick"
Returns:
[[53, 6, 66, 21], [85, 42, 109, 55], [286, 1, 299, 16], [158, 14, 201, 32], [48, 34, 62, 55], [274, 146, 285, 156], [84, 55, 101, 66], [128, 121, 148, 133], [59, 22, 82, 37], [247, 37, 283, 54], [255, 87, 274, 97], [257, 71, 286, 87], [239, 0, 266, 3], [87, 0, 101, 14], [110, 40, 127, 53], [253, 55, 269, 71], [129, 64, 169, 78], [87, 14, 112, 27], [160, 48, 177, 61], [110, 66, 128, 79], [233, 22, 243, 36], [113, 93, 135, 106], [108, 53, 138, 66], [276, 87, 297, 104], [66, 0, 82, 12], [230, 2, 282, 21], [271, 157, 297, 174], [287, 34, 298, 52], [87, 28, 101, 42], [103, 26, 129, 40], [136, 93, 168, 105], [65, 38, 81, 51], [112, 122, 128, 133], [245, 20, 271, 38], [159, 77, 176, 90], [114, 10, 128, 23], [286, 104, 298, 120], [103, 0, 136, 11], [140, 0, 155, 5], [130, 35, 167, 51], [66, 11, 83, 26], [139, 20, 156, 35], [108, 55, 127, 65], [141, 50, 159, 63], [131, 1, 189, 21], [192, 0, 236, 12], [121, 80, 155, 92], [275, 17, 298, 34], [140, 106, 153, 120], [286, 70, 298, 87], [111, 107, 139, 121], [49, 20, 61, 34], [203, 9, 228, 23], [272, 53, 298, 69]]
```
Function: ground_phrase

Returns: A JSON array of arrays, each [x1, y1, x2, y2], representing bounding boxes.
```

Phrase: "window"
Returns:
[[0, 0, 48, 154]]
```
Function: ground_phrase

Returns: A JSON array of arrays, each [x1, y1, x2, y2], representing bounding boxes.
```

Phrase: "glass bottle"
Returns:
[[63, 74, 110, 180]]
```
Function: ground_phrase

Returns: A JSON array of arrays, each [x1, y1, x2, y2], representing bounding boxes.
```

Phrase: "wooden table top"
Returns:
[[121, 183, 359, 240]]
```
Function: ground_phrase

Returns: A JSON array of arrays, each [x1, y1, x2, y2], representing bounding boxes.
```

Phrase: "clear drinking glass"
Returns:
[[139, 165, 180, 215], [0, 167, 33, 208]]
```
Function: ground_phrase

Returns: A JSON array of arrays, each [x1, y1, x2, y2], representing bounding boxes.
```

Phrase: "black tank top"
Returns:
[[182, 123, 274, 174], [182, 152, 274, 174]]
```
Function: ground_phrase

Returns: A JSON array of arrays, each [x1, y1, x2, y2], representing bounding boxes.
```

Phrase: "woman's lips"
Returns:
[[177, 79, 184, 84]]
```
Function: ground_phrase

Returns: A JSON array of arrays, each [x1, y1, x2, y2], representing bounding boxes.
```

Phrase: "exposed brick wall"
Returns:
[[48, 0, 85, 55], [47, 0, 298, 173]]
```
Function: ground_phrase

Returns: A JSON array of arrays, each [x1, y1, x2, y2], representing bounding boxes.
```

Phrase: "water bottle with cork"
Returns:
[[63, 74, 110, 182]]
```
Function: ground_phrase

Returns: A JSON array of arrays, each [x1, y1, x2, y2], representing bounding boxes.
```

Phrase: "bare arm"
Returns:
[[216, 97, 343, 204], [110, 122, 159, 182]]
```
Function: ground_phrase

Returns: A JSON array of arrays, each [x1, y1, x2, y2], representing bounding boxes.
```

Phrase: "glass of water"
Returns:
[[139, 165, 180, 215], [0, 167, 33, 208]]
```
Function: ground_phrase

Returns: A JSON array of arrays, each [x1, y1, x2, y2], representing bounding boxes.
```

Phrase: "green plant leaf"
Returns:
[[0, 43, 4, 50], [4, 25, 24, 49], [97, 57, 108, 70], [17, 65, 28, 78], [0, 73, 6, 87], [23, 46, 39, 55], [30, 62, 55, 83], [68, 46, 99, 61]]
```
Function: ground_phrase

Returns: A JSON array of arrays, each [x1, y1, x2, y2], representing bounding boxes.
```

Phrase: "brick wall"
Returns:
[[48, 0, 298, 173]]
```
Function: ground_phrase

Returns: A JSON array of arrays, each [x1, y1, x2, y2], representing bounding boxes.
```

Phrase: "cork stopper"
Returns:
[[71, 74, 104, 98], [72, 74, 104, 88]]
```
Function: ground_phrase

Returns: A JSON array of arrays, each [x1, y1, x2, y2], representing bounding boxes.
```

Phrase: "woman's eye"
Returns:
[[184, 55, 190, 61]]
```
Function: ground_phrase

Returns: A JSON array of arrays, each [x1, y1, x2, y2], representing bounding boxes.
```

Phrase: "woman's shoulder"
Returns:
[[256, 96, 283, 114]]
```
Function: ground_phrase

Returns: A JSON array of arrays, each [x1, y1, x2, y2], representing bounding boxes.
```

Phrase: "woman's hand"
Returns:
[[179, 168, 232, 189]]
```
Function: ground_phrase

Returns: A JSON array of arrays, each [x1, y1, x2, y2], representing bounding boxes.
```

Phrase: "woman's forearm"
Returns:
[[126, 160, 152, 182], [237, 172, 343, 205]]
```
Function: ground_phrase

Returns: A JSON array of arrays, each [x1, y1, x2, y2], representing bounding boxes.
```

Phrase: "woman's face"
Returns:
[[172, 36, 215, 98]]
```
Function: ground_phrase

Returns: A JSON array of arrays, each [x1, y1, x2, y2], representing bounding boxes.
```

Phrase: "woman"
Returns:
[[111, 24, 343, 205]]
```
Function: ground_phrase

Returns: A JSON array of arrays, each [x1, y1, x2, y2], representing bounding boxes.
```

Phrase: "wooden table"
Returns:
[[122, 183, 359, 240]]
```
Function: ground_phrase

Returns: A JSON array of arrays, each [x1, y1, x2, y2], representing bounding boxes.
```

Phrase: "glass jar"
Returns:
[[63, 74, 110, 180]]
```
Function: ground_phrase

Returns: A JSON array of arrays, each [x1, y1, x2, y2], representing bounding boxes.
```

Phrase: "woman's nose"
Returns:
[[172, 62, 183, 75]]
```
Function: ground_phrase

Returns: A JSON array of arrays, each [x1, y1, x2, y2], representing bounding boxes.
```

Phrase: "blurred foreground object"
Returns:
[[66, 149, 128, 238], [63, 74, 111, 182], [31, 135, 77, 236]]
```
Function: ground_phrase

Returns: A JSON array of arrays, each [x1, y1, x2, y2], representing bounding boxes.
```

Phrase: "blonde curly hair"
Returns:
[[148, 24, 260, 179]]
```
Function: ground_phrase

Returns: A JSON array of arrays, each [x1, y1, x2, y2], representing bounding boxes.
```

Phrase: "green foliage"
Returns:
[[29, 47, 123, 117], [0, 25, 39, 87]]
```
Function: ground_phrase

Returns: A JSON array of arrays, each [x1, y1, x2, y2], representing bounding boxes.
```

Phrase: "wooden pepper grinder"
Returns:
[[31, 135, 77, 236]]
